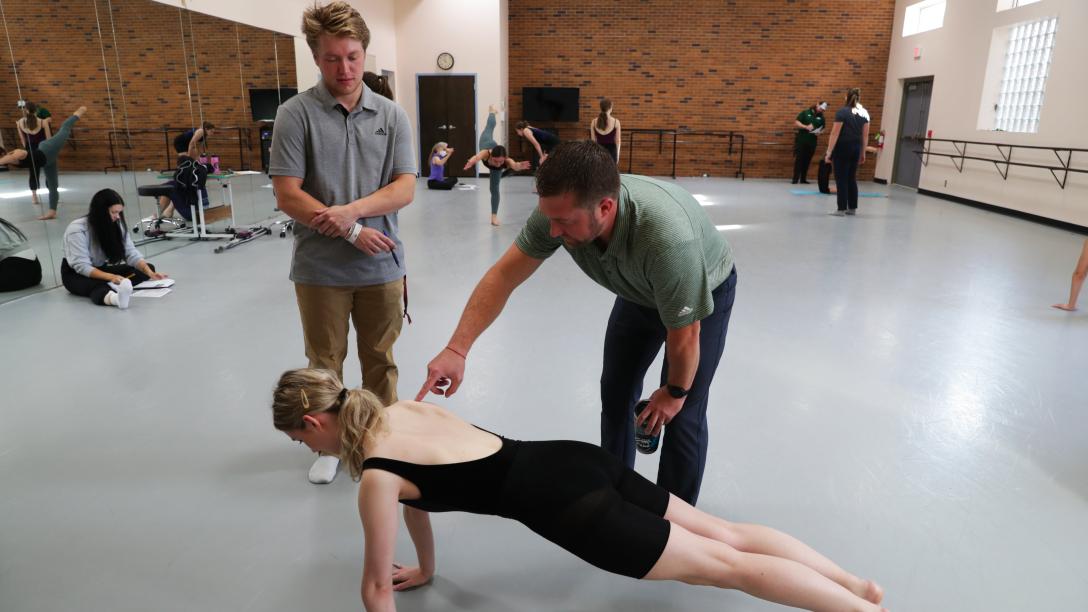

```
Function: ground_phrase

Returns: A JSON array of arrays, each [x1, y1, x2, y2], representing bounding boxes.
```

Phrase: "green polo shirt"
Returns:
[[515, 175, 735, 328], [795, 108, 825, 147]]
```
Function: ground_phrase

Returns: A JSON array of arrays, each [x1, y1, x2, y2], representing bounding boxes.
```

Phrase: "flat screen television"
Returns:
[[249, 88, 298, 122], [522, 87, 579, 122]]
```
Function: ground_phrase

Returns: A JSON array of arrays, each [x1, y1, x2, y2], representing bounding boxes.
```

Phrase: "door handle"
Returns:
[[437, 125, 447, 130], [447, 125, 456, 130]]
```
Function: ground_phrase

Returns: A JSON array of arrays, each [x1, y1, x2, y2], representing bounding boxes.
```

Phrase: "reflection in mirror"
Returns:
[[1, 0, 300, 296], [1, 0, 133, 303], [1, 2, 54, 304]]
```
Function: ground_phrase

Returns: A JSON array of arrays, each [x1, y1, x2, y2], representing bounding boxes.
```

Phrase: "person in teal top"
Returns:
[[792, 101, 826, 184], [416, 140, 738, 506]]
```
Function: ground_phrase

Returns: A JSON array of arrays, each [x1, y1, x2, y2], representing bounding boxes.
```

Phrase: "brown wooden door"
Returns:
[[418, 75, 476, 178]]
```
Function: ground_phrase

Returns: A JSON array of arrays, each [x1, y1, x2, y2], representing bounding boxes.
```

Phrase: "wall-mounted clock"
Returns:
[[437, 52, 454, 71]]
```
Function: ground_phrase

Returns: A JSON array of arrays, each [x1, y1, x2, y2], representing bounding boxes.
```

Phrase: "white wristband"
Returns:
[[345, 223, 363, 244]]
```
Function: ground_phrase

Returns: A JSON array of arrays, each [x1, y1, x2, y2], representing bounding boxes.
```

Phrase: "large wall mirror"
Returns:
[[0, 0, 296, 305]]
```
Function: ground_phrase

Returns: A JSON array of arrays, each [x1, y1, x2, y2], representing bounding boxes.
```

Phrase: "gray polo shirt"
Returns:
[[269, 81, 416, 286], [516, 175, 735, 328]]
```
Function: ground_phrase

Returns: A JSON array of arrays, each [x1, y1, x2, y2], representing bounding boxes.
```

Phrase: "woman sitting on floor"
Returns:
[[426, 141, 458, 190], [61, 188, 168, 309], [272, 368, 887, 612]]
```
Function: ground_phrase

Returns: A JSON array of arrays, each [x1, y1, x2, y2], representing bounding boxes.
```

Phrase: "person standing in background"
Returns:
[[823, 89, 869, 216], [15, 101, 51, 206], [792, 101, 826, 184], [590, 98, 621, 163]]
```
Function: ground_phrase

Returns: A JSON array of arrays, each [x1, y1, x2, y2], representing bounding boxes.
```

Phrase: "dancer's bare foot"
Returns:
[[74, 106, 87, 118], [1052, 303, 1077, 311], [490, 214, 500, 227], [488, 104, 498, 114], [37, 210, 57, 220]]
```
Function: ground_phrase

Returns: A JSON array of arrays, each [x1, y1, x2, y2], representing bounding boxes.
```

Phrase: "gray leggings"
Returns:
[[479, 112, 503, 214], [35, 114, 79, 211]]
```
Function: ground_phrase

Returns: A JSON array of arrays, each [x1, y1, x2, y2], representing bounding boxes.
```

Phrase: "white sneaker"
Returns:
[[308, 455, 340, 484], [108, 278, 133, 309]]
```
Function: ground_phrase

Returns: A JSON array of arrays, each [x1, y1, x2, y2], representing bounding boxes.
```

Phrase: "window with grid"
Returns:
[[997, 0, 1042, 11], [902, 0, 946, 37], [994, 16, 1057, 133]]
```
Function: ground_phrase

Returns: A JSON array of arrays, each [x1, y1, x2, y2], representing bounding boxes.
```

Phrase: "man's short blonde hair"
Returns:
[[302, 1, 371, 53]]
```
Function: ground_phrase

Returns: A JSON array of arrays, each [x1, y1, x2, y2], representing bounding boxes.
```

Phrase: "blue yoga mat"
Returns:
[[790, 189, 887, 198]]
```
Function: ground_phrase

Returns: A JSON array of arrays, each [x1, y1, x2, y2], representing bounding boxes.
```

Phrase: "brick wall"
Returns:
[[508, 0, 895, 179], [0, 0, 296, 172]]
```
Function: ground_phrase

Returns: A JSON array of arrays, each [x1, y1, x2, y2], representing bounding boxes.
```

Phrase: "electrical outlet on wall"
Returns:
[[944, 179, 948, 187]]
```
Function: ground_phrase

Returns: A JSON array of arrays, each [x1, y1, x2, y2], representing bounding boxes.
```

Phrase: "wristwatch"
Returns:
[[666, 384, 689, 399]]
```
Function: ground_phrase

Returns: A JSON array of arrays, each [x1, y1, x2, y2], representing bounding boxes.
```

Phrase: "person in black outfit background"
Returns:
[[792, 101, 826, 184], [271, 367, 887, 612], [823, 88, 870, 216]]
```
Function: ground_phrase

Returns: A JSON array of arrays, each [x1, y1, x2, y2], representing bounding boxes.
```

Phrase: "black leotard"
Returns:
[[362, 433, 672, 579]]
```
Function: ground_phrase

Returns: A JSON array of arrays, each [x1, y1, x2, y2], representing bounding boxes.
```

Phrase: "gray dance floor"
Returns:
[[2, 175, 1086, 611]]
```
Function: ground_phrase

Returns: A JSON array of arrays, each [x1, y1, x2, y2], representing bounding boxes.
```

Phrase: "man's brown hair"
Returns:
[[302, 1, 370, 53], [535, 140, 620, 210]]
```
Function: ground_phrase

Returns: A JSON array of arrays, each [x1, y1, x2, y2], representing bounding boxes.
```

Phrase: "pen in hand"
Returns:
[[382, 230, 400, 267]]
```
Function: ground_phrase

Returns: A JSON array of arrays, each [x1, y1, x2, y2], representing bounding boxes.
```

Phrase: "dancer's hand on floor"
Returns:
[[391, 563, 432, 591]]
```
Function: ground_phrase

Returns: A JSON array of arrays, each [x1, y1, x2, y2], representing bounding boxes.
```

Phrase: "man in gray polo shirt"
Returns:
[[417, 140, 738, 505], [270, 1, 415, 484]]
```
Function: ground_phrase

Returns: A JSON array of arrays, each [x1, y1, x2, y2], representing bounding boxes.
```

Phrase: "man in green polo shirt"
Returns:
[[792, 101, 827, 184], [416, 140, 738, 505]]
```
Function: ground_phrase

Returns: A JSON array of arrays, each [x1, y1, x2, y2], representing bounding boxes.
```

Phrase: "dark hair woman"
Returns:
[[60, 189, 167, 308], [823, 88, 870, 216]]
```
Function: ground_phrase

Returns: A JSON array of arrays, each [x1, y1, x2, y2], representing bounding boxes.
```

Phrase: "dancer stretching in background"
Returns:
[[464, 105, 530, 226], [426, 142, 457, 190], [0, 105, 86, 220]]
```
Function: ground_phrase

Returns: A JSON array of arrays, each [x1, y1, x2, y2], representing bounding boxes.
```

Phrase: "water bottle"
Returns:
[[633, 399, 660, 454]]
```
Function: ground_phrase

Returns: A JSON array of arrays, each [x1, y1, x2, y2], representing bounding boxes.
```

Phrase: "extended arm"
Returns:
[[824, 122, 843, 161], [359, 471, 405, 612], [416, 243, 545, 400], [504, 157, 531, 172], [860, 122, 870, 163], [637, 321, 701, 436], [615, 120, 622, 161], [186, 128, 206, 160], [524, 129, 545, 159], [393, 506, 435, 590], [463, 149, 488, 171]]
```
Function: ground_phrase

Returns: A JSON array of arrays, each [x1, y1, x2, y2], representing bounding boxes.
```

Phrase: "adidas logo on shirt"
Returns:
[[678, 306, 693, 317], [375, 127, 387, 136]]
